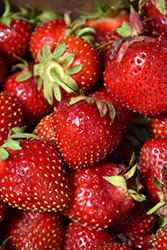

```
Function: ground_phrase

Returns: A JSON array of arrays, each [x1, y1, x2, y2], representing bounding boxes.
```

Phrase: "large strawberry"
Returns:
[[3, 61, 53, 132], [64, 221, 113, 250], [0, 0, 32, 69], [50, 95, 121, 169], [1, 207, 65, 250], [0, 91, 23, 145], [62, 157, 144, 230], [33, 36, 101, 105], [0, 137, 72, 212], [103, 6, 167, 116]]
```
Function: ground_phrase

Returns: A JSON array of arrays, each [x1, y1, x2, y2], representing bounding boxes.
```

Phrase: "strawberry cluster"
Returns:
[[0, 0, 167, 249]]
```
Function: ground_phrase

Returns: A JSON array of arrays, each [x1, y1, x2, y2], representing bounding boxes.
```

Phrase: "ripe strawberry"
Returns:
[[3, 62, 53, 132], [139, 0, 167, 38], [0, 0, 32, 69], [50, 95, 121, 169], [130, 233, 154, 250], [98, 241, 132, 250], [139, 137, 167, 203], [64, 221, 113, 250], [62, 157, 144, 230], [0, 137, 72, 212], [148, 112, 167, 138], [33, 36, 101, 105], [1, 207, 65, 250], [0, 91, 23, 145], [103, 6, 167, 116], [152, 224, 167, 249], [80, 0, 129, 43]]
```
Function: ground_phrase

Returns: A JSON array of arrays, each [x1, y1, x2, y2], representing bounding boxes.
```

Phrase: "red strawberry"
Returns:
[[130, 233, 154, 250], [114, 199, 157, 238], [103, 6, 167, 116], [50, 95, 121, 169], [1, 207, 65, 250], [3, 62, 53, 132], [0, 0, 32, 69], [139, 137, 167, 203], [140, 0, 167, 38], [80, 1, 129, 43], [148, 112, 167, 138], [62, 157, 144, 230], [33, 36, 101, 105], [98, 241, 132, 250], [152, 224, 167, 249], [64, 221, 113, 250], [0, 137, 72, 212], [0, 91, 23, 145]]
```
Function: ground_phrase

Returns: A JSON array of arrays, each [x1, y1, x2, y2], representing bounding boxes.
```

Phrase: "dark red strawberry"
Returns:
[[33, 36, 101, 105], [62, 157, 144, 230], [3, 62, 53, 132], [0, 137, 72, 212], [0, 0, 32, 69], [148, 112, 167, 138], [1, 207, 65, 250], [0, 91, 23, 145], [139, 137, 167, 203], [98, 241, 132, 250], [64, 221, 113, 250], [140, 0, 167, 38], [130, 232, 154, 250], [50, 95, 121, 169]]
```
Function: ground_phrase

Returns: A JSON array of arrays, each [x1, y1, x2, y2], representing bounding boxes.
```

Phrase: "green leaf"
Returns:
[[15, 71, 32, 82], [103, 176, 127, 189], [0, 148, 9, 160], [116, 21, 131, 37], [53, 83, 61, 102], [37, 48, 45, 64], [42, 44, 52, 61], [43, 80, 54, 105], [3, 138, 22, 150], [10, 133, 37, 139], [62, 74, 79, 91], [52, 42, 67, 60], [153, 176, 163, 191], [58, 52, 75, 69], [155, 0, 167, 15], [124, 163, 137, 180], [128, 189, 146, 202], [147, 201, 166, 215], [65, 64, 82, 75]]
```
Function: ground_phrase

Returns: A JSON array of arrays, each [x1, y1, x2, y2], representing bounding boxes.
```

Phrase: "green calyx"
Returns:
[[0, 126, 37, 160], [34, 43, 82, 105], [69, 95, 116, 122], [12, 57, 33, 82]]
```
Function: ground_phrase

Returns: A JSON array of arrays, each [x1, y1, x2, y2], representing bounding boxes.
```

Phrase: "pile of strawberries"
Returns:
[[0, 0, 167, 249]]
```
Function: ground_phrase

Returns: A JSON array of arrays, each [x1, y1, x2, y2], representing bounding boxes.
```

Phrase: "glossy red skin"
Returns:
[[141, 0, 167, 38], [0, 138, 72, 212], [139, 137, 167, 202], [29, 18, 67, 62], [2, 208, 65, 250], [64, 221, 112, 250], [0, 91, 23, 145], [0, 19, 32, 68], [62, 159, 135, 230], [50, 98, 121, 169], [152, 225, 167, 249], [104, 36, 167, 116], [54, 35, 101, 95], [149, 112, 167, 138], [85, 10, 129, 43], [3, 71, 53, 132], [98, 242, 132, 250]]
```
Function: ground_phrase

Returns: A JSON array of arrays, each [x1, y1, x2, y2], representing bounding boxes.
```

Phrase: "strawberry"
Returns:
[[130, 233, 154, 250], [103, 7, 167, 116], [62, 157, 144, 230], [98, 241, 132, 250], [33, 36, 101, 105], [148, 112, 167, 138], [50, 95, 121, 169], [79, 0, 129, 43], [1, 207, 65, 250], [0, 0, 32, 69], [3, 61, 53, 132], [139, 137, 167, 203], [0, 137, 72, 212], [64, 221, 113, 250], [151, 224, 167, 249], [0, 91, 23, 145], [139, 0, 167, 38]]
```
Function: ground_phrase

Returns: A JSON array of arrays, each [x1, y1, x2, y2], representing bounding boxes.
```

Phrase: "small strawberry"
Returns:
[[79, 0, 129, 43], [64, 221, 113, 250], [148, 112, 167, 138], [33, 36, 101, 105], [50, 95, 121, 169], [3, 61, 53, 132], [139, 0, 167, 38], [103, 6, 167, 116], [0, 136, 72, 212], [0, 91, 23, 145], [0, 0, 32, 69], [1, 207, 65, 250], [62, 157, 144, 230]]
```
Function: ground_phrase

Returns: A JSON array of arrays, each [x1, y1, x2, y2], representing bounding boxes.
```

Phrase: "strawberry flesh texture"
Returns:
[[148, 112, 167, 138]]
